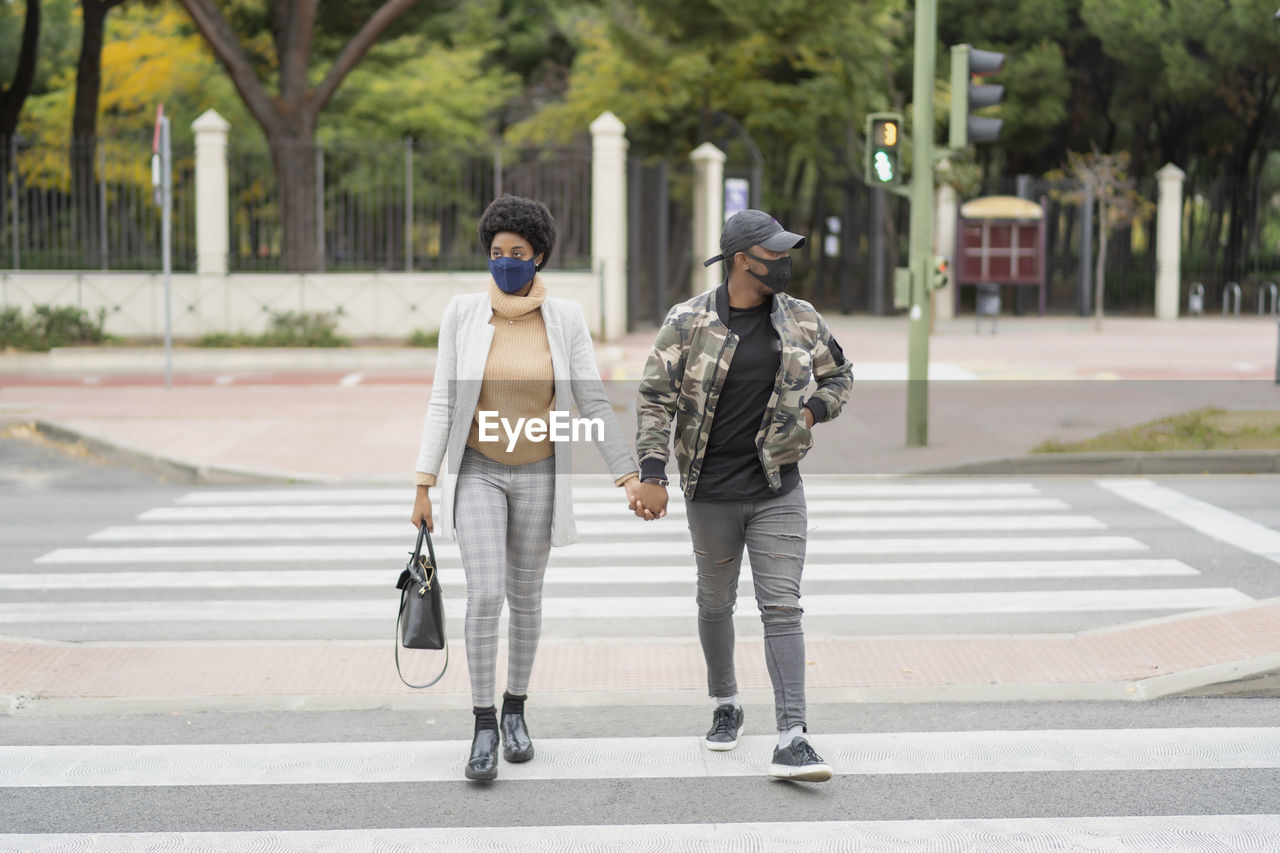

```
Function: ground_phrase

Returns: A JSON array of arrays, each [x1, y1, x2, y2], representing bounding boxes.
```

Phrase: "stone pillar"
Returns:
[[590, 111, 628, 341], [690, 142, 726, 294], [192, 109, 230, 275], [934, 181, 958, 322], [1155, 163, 1186, 320]]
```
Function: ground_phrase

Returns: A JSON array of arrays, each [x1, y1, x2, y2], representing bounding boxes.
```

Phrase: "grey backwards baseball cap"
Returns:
[[703, 209, 807, 267]]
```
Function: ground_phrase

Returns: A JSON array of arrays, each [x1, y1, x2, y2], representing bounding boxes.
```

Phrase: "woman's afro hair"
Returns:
[[478, 195, 557, 270]]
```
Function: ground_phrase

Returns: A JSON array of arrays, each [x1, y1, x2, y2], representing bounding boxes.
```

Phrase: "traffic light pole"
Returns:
[[906, 0, 936, 447]]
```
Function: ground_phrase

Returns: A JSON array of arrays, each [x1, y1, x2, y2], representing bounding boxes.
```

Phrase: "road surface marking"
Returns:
[[1099, 479, 1280, 565]]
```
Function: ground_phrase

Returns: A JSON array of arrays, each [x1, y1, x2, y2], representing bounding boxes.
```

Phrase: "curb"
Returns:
[[920, 449, 1280, 476], [28, 421, 312, 486]]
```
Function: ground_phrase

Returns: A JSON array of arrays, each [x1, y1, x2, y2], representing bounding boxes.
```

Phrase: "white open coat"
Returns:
[[415, 290, 638, 546]]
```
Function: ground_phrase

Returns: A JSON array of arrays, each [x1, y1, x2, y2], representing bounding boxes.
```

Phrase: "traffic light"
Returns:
[[950, 44, 1005, 148], [930, 255, 951, 291], [864, 111, 903, 186]]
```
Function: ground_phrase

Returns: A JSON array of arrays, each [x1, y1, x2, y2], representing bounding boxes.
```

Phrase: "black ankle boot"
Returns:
[[500, 692, 533, 763], [466, 707, 499, 781]]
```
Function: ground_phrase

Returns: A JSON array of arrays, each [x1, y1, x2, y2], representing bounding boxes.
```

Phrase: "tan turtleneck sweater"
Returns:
[[465, 278, 557, 464]]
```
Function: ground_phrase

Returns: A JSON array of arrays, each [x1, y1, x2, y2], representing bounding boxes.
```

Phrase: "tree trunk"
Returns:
[[1094, 197, 1107, 331], [72, 1, 120, 269], [269, 131, 322, 272], [0, 0, 40, 139]]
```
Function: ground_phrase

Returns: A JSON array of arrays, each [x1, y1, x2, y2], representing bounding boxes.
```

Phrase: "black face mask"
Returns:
[[743, 251, 793, 293]]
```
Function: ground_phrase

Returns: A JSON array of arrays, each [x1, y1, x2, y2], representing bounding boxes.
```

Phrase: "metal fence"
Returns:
[[0, 136, 197, 271], [1, 136, 592, 274]]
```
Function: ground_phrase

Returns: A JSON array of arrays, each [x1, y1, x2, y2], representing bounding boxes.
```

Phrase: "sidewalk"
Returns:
[[1, 315, 1278, 481]]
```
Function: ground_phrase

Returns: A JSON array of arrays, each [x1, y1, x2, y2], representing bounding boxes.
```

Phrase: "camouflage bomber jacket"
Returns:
[[635, 284, 853, 498]]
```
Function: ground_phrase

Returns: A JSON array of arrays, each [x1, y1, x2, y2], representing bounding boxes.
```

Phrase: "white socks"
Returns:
[[779, 725, 805, 748], [714, 695, 739, 709]]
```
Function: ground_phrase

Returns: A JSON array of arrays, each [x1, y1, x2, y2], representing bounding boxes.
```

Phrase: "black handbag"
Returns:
[[394, 521, 449, 688]]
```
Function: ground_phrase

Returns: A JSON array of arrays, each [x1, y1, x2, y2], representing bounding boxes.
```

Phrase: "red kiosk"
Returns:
[[954, 195, 1048, 315]]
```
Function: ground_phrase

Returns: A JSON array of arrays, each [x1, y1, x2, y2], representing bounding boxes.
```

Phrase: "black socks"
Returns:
[[501, 692, 526, 718], [473, 706, 498, 733]]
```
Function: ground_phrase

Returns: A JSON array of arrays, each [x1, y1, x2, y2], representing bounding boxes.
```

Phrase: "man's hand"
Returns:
[[624, 478, 657, 521], [632, 481, 668, 520], [411, 485, 433, 533], [803, 406, 815, 429]]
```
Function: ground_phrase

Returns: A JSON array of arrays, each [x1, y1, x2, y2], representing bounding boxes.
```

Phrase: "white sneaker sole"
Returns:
[[704, 737, 739, 752], [768, 762, 833, 782]]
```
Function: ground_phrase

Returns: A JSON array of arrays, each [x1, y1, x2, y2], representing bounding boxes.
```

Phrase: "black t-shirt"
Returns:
[[693, 300, 800, 501]]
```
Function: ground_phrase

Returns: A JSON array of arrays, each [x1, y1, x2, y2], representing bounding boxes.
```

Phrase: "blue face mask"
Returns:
[[489, 256, 538, 294]]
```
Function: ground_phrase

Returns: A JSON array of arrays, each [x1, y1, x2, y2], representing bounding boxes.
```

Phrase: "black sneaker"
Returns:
[[704, 703, 744, 751], [769, 736, 833, 782]]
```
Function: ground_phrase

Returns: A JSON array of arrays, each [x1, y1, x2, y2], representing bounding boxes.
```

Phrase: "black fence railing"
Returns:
[[0, 136, 591, 274]]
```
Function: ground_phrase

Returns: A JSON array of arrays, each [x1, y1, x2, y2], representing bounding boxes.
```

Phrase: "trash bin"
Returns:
[[975, 283, 1000, 334]]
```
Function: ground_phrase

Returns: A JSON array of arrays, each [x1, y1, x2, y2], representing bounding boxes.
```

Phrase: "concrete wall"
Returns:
[[0, 270, 602, 341]]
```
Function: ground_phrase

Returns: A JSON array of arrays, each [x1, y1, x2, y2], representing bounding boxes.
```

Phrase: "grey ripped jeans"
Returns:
[[684, 483, 807, 731]]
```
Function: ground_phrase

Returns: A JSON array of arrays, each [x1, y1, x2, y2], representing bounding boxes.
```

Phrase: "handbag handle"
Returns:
[[395, 521, 449, 689]]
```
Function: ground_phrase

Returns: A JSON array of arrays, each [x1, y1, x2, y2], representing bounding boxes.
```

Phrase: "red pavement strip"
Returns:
[[4, 599, 1279, 709], [0, 371, 435, 388]]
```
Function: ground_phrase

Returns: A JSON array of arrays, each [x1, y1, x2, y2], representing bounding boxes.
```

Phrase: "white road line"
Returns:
[[34, 537, 1150, 564], [89, 515, 1104, 542], [338, 372, 364, 386], [175, 482, 1043, 504], [6, 817, 1279, 852], [177, 489, 414, 505], [807, 515, 1105, 532], [1100, 478, 1280, 565], [0, 560, 1200, 591], [3, 728, 1276, 786], [89, 523, 414, 541], [0, 588, 1248, 623], [139, 497, 1073, 521]]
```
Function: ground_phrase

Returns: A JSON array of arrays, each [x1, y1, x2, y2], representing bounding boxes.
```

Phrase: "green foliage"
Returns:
[[1033, 408, 1280, 453], [407, 328, 440, 347], [194, 312, 349, 348], [320, 34, 516, 150], [0, 304, 112, 351]]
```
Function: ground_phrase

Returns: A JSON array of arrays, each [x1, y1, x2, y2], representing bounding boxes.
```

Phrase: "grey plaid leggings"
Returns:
[[453, 446, 555, 708]]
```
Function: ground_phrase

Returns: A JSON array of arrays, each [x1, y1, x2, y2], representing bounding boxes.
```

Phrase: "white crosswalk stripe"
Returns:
[[0, 560, 1202, 590], [8, 816, 1280, 852], [5, 728, 1277, 786]]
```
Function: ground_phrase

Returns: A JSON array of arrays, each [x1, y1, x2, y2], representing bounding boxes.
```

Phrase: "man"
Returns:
[[631, 209, 853, 781]]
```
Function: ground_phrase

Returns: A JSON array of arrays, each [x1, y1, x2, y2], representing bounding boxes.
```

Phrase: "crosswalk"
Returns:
[[4, 477, 1255, 642], [5, 477, 1278, 850]]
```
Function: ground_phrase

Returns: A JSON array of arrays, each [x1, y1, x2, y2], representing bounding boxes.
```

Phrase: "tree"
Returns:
[[0, 0, 40, 140], [174, 0, 441, 270], [1050, 149, 1152, 329]]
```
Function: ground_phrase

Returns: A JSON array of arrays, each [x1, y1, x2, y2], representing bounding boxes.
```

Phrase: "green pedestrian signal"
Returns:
[[864, 112, 904, 187]]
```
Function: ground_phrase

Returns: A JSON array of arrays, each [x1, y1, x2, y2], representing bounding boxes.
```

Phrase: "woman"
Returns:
[[412, 195, 642, 781]]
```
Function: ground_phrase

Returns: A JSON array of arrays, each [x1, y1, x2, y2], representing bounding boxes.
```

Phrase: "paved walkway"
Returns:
[[2, 315, 1278, 481], [2, 314, 1278, 710]]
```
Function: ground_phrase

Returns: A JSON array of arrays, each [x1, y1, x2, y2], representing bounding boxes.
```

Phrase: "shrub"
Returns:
[[193, 311, 349, 348], [407, 328, 439, 347], [0, 305, 111, 351]]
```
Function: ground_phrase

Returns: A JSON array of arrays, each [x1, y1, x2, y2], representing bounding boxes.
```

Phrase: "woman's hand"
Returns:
[[411, 485, 433, 533]]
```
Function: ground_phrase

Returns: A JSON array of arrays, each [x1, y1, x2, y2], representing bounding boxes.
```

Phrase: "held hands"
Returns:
[[411, 486, 434, 533], [626, 479, 668, 521]]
